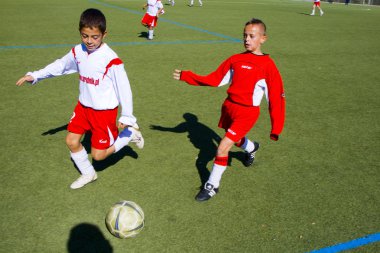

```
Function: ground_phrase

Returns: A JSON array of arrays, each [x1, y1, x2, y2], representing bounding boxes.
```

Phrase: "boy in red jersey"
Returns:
[[16, 9, 144, 190], [173, 18, 285, 201], [311, 0, 324, 16]]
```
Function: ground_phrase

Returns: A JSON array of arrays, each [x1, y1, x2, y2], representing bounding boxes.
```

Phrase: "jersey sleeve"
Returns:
[[180, 57, 233, 87], [27, 49, 78, 84], [266, 61, 286, 140], [110, 63, 137, 127]]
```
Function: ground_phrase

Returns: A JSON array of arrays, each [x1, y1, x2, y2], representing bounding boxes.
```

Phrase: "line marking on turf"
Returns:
[[307, 232, 380, 253], [89, 0, 240, 42]]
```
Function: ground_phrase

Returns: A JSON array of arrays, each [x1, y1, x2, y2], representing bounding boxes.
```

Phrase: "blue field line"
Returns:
[[0, 39, 238, 51], [89, 0, 241, 42], [307, 232, 380, 253]]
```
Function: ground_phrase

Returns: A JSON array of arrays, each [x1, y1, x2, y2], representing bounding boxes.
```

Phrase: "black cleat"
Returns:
[[243, 141, 260, 167], [195, 183, 219, 202]]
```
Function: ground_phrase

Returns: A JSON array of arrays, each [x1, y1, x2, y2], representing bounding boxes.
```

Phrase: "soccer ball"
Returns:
[[105, 200, 145, 239]]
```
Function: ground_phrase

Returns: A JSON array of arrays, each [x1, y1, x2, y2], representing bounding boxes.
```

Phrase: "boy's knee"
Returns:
[[66, 135, 80, 150], [91, 150, 107, 161]]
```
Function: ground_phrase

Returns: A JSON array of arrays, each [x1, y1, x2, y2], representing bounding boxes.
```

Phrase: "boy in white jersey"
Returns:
[[16, 9, 144, 189], [311, 0, 324, 16], [141, 0, 164, 40]]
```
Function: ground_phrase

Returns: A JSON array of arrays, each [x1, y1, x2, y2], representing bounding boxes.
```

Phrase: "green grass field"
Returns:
[[1, 0, 379, 252]]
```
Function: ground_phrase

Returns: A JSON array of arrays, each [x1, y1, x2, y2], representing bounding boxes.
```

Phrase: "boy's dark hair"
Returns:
[[79, 8, 106, 34], [245, 18, 266, 35]]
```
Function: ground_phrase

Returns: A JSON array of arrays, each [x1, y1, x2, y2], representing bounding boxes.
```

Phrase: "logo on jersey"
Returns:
[[241, 65, 252, 70], [99, 139, 108, 144], [79, 75, 100, 86]]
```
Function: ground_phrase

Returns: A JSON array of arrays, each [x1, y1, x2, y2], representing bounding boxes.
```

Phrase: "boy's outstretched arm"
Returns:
[[16, 75, 34, 86]]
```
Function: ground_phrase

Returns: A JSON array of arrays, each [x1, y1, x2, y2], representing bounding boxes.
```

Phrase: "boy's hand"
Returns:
[[173, 69, 181, 80], [16, 75, 34, 86]]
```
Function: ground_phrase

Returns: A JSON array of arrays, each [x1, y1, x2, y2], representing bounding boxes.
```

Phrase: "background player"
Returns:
[[311, 0, 324, 16], [16, 8, 144, 189], [173, 18, 285, 201], [141, 0, 164, 40]]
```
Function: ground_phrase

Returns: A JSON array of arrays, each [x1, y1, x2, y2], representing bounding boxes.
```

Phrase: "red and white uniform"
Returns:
[[141, 0, 163, 27], [180, 52, 285, 141], [26, 43, 137, 148], [314, 0, 321, 6]]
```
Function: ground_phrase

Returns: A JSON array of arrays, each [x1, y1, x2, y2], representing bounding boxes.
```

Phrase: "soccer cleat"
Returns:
[[70, 173, 97, 189], [320, 11, 324, 16], [243, 141, 260, 167], [130, 127, 144, 149], [195, 183, 219, 202]]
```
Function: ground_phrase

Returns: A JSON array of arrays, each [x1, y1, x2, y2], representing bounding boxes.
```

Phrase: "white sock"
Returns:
[[240, 138, 256, 153], [70, 148, 95, 175], [148, 30, 154, 39], [113, 127, 133, 153], [207, 164, 227, 188]]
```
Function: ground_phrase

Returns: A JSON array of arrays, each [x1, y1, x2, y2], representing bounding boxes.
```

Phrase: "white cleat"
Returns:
[[70, 173, 97, 189], [131, 128, 144, 149]]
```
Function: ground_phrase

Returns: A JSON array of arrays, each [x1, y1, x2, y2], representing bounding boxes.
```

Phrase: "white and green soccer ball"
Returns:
[[105, 200, 145, 239]]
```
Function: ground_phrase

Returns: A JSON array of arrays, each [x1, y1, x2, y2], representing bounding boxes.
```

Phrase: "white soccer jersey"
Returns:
[[146, 0, 163, 16], [27, 43, 137, 126]]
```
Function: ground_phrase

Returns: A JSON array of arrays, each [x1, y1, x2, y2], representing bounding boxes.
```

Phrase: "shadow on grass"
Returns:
[[150, 113, 220, 186], [138, 31, 148, 38], [42, 124, 138, 172], [67, 223, 113, 253], [298, 12, 312, 16]]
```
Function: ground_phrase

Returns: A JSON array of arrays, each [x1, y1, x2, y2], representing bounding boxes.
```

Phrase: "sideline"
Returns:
[[308, 232, 380, 253]]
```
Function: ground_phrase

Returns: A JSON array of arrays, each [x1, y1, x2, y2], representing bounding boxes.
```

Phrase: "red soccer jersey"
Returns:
[[180, 52, 285, 138]]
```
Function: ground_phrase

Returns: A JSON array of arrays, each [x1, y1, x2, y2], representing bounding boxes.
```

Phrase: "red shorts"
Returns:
[[141, 13, 158, 27], [67, 102, 119, 150], [218, 99, 260, 142], [314, 1, 321, 6]]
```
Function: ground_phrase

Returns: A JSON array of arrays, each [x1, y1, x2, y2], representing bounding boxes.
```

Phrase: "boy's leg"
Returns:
[[148, 28, 154, 40], [195, 137, 234, 201], [199, 0, 203, 6], [319, 6, 324, 15], [235, 137, 260, 167], [113, 126, 144, 153], [311, 5, 316, 15], [66, 132, 97, 189]]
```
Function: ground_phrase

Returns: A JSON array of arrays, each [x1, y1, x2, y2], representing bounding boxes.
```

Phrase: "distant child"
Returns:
[[311, 0, 324, 16], [141, 0, 164, 40], [16, 8, 144, 190], [168, 0, 175, 6], [189, 0, 203, 7], [173, 18, 285, 201]]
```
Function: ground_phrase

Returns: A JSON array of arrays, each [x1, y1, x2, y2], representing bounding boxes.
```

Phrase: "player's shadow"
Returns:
[[138, 31, 148, 38], [42, 124, 138, 172], [298, 12, 311, 16], [151, 113, 221, 186], [67, 223, 113, 253]]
